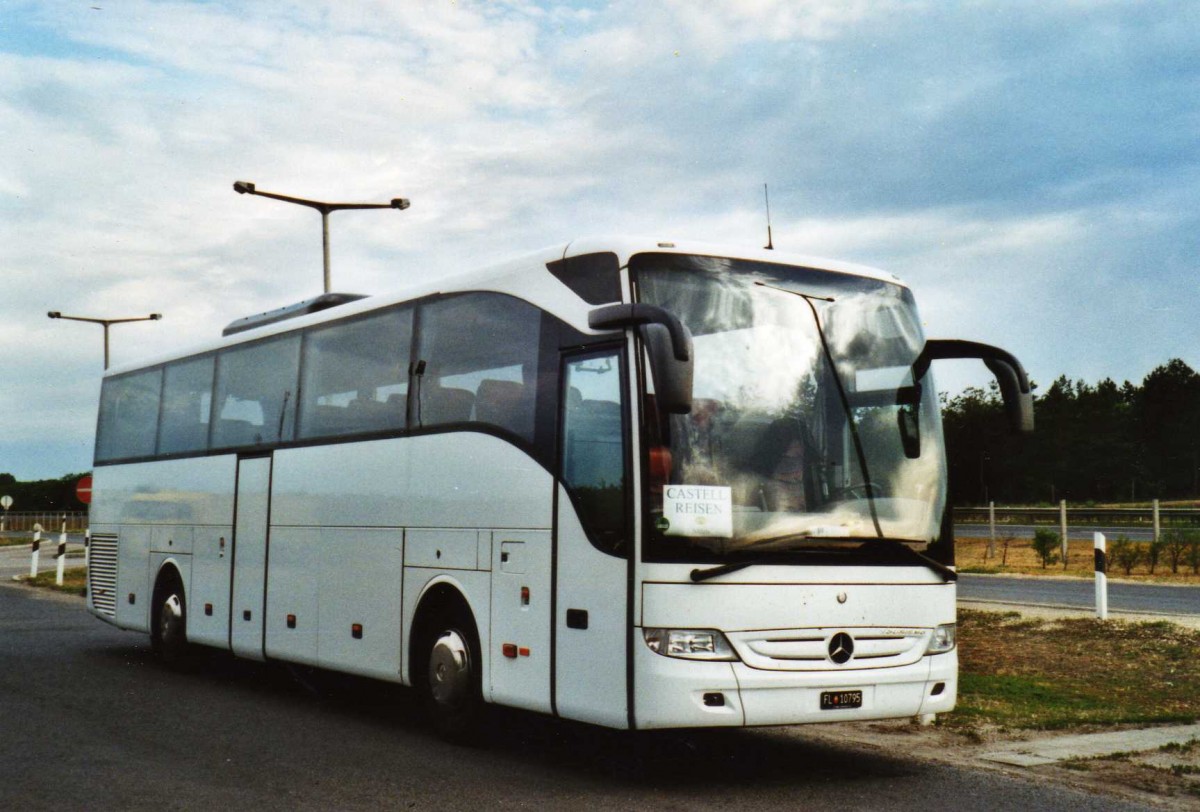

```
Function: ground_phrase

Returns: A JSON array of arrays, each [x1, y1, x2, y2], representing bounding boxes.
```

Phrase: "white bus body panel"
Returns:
[[270, 434, 551, 530], [489, 529, 552, 713], [263, 525, 404, 680], [91, 457, 236, 633], [641, 577, 953, 631], [268, 434, 553, 692], [633, 569, 956, 729], [318, 527, 404, 679]]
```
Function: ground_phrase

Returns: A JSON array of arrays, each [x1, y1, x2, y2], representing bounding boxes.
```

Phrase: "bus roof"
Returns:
[[103, 235, 905, 377]]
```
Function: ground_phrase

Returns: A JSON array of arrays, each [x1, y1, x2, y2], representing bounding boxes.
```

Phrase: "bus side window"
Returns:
[[561, 351, 628, 556], [297, 307, 412, 440], [96, 368, 163, 462], [157, 356, 214, 456], [414, 293, 541, 443], [211, 335, 300, 450]]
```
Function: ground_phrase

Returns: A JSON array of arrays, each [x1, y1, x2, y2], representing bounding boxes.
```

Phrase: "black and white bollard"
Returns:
[[1094, 532, 1108, 620], [29, 524, 43, 579], [55, 530, 67, 587]]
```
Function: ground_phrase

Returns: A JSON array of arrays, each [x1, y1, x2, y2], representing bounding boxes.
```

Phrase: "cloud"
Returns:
[[1, 0, 1198, 477]]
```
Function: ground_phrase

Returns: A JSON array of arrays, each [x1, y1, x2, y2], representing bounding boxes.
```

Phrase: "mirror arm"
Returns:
[[588, 304, 692, 362], [917, 339, 1035, 433], [915, 340, 1031, 394]]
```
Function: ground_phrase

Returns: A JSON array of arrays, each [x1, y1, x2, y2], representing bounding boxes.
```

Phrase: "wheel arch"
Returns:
[[150, 558, 187, 630], [407, 577, 485, 690]]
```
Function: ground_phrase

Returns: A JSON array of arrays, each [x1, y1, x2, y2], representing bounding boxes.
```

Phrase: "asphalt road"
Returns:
[[0, 584, 1159, 811], [958, 573, 1200, 616]]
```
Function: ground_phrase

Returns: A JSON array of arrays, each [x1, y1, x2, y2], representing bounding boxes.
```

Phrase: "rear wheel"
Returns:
[[151, 579, 189, 666], [420, 610, 483, 743]]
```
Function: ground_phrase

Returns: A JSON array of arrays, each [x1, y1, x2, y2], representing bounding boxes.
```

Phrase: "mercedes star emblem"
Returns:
[[828, 632, 854, 664]]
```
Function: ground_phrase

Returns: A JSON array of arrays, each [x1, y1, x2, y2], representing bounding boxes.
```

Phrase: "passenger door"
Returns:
[[230, 454, 272, 660], [554, 348, 631, 727]]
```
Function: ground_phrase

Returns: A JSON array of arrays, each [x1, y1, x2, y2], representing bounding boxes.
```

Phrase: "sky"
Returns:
[[1, 0, 1198, 480]]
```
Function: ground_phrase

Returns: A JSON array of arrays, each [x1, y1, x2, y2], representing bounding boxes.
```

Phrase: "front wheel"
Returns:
[[423, 618, 483, 743]]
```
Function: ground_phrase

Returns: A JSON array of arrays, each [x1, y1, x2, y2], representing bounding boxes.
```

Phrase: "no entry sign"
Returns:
[[75, 475, 93, 505]]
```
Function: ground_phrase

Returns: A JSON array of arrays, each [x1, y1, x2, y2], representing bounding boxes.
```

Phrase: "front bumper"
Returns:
[[632, 638, 957, 729]]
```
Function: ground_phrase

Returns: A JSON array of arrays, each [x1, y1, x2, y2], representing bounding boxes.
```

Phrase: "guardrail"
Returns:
[[953, 505, 1200, 529]]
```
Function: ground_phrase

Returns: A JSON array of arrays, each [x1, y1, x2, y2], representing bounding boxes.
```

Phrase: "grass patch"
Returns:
[[1161, 738, 1200, 754], [951, 609, 1200, 730], [19, 567, 87, 596]]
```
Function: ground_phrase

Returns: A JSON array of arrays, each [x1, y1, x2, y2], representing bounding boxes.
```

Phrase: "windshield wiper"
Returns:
[[855, 538, 958, 583], [690, 553, 793, 583], [689, 544, 833, 582], [688, 538, 958, 583]]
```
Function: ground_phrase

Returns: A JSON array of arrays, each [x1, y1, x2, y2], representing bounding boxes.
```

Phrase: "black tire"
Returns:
[[151, 577, 190, 667], [418, 607, 484, 743]]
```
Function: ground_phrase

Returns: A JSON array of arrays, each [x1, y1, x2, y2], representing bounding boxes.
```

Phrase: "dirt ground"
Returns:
[[794, 717, 1200, 810]]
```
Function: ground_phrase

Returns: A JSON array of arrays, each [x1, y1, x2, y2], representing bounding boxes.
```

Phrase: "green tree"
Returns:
[[1137, 360, 1200, 498]]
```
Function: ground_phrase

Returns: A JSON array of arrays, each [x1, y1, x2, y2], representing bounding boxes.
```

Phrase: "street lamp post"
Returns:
[[47, 312, 162, 370], [232, 181, 410, 294]]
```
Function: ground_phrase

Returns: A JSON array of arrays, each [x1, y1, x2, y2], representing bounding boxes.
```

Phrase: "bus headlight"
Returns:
[[925, 623, 956, 655], [643, 628, 738, 661]]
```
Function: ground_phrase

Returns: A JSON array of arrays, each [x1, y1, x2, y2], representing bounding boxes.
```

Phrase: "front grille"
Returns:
[[88, 533, 119, 618], [728, 627, 930, 671]]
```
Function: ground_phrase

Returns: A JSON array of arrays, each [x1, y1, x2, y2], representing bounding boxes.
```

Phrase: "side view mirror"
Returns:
[[588, 304, 694, 414], [914, 339, 1034, 433]]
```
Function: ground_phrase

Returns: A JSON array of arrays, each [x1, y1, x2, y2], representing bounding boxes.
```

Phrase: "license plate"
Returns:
[[820, 690, 863, 710]]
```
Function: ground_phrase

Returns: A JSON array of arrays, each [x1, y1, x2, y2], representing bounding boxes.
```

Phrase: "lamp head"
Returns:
[[150, 313, 163, 321], [390, 198, 411, 210], [47, 311, 61, 319], [233, 180, 256, 195]]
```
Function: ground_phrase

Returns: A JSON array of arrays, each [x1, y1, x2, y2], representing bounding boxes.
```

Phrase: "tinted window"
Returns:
[[211, 335, 300, 450], [414, 294, 540, 443], [546, 252, 622, 305], [298, 308, 412, 439], [96, 368, 162, 462], [157, 356, 214, 455], [561, 350, 628, 556]]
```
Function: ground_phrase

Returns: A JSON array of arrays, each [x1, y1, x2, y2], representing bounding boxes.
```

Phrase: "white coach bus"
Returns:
[[86, 236, 1032, 738]]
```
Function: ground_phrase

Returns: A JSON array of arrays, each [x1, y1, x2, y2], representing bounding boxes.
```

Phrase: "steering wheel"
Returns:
[[829, 481, 886, 501]]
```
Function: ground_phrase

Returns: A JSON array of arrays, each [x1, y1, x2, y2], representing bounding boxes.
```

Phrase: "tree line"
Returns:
[[941, 358, 1200, 506], [0, 472, 90, 512]]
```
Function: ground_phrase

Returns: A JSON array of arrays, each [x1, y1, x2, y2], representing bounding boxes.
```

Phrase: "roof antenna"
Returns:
[[763, 183, 774, 250]]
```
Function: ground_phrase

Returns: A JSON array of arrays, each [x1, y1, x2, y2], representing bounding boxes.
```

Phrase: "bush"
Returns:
[[1147, 536, 1167, 574], [1031, 528, 1060, 569], [1109, 535, 1142, 575], [1163, 530, 1191, 574]]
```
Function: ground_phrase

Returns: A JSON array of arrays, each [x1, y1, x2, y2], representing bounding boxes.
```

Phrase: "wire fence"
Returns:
[[0, 511, 89, 534]]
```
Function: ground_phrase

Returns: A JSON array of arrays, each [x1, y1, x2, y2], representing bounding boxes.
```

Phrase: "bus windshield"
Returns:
[[634, 253, 947, 562]]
